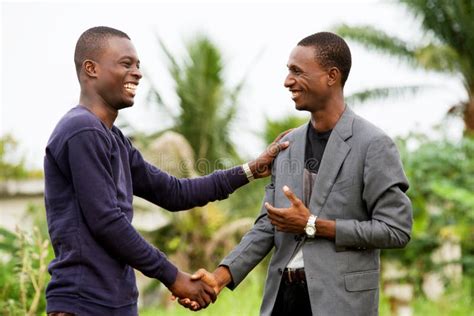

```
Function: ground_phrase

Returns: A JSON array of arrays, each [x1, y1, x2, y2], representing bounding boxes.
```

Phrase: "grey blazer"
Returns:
[[221, 107, 412, 316]]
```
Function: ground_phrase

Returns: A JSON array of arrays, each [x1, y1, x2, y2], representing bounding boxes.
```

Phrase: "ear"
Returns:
[[327, 67, 340, 87], [83, 59, 98, 78]]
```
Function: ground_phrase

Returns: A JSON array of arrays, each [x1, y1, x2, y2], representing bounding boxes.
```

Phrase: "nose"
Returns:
[[284, 73, 295, 88], [132, 67, 142, 81]]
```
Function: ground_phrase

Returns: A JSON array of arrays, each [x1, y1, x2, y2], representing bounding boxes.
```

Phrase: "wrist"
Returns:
[[214, 266, 232, 293], [243, 161, 256, 180], [315, 219, 336, 239]]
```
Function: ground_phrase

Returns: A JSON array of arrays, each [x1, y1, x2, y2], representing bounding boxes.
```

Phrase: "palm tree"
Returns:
[[335, 0, 474, 136], [147, 34, 244, 173]]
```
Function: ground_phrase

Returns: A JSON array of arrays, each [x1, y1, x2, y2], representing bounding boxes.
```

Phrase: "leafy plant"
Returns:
[[335, 0, 474, 135], [0, 226, 50, 316]]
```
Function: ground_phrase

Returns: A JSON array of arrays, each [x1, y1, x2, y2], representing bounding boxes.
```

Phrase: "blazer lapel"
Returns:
[[309, 107, 354, 215], [280, 124, 308, 207]]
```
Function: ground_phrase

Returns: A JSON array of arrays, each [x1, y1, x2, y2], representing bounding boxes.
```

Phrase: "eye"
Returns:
[[289, 67, 301, 75], [121, 61, 132, 68]]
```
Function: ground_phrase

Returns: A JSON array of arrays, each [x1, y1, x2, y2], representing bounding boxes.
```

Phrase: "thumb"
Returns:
[[191, 268, 207, 280]]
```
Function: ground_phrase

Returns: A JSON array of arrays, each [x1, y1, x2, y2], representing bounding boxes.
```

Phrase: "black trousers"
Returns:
[[271, 279, 312, 316]]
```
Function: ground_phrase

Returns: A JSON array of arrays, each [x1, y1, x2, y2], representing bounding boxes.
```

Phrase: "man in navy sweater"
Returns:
[[44, 26, 288, 315]]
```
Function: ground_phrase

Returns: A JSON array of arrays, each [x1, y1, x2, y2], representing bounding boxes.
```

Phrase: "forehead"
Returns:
[[100, 36, 139, 60], [287, 45, 319, 69]]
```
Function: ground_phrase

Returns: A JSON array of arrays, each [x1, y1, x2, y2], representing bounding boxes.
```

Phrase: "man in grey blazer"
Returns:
[[181, 32, 413, 315]]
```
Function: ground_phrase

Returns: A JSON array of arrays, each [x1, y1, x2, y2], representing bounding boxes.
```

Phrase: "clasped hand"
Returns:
[[172, 269, 221, 311], [169, 270, 217, 311]]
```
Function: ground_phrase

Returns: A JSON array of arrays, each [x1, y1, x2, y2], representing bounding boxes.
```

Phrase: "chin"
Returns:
[[117, 100, 134, 110], [295, 103, 308, 112]]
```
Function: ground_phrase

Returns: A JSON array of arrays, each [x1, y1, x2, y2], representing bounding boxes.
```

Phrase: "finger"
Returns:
[[191, 268, 207, 280], [191, 302, 200, 310], [178, 298, 192, 305], [265, 202, 280, 213], [194, 295, 206, 308], [268, 214, 287, 227], [203, 283, 217, 302], [200, 291, 212, 307], [274, 128, 293, 142], [265, 202, 287, 218], [282, 185, 302, 206], [279, 141, 290, 151], [267, 141, 289, 157]]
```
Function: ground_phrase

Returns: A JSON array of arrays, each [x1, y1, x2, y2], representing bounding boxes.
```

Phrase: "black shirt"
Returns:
[[304, 122, 332, 174]]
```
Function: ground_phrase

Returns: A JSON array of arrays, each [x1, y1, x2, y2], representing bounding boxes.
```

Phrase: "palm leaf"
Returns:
[[346, 85, 425, 105]]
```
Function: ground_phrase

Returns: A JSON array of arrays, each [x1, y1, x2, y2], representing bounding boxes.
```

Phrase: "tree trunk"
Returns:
[[464, 97, 474, 136]]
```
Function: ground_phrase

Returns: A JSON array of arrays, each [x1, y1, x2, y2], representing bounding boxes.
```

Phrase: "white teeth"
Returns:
[[124, 83, 137, 91]]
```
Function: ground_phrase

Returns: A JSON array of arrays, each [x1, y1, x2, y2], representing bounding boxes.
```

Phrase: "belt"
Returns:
[[282, 268, 306, 284]]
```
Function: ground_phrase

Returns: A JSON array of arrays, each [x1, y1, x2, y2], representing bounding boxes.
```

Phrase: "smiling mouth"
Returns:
[[290, 90, 302, 99], [124, 83, 138, 96]]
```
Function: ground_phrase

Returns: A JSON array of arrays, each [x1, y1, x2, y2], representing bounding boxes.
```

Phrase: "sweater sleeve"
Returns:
[[128, 143, 249, 211], [67, 130, 178, 287]]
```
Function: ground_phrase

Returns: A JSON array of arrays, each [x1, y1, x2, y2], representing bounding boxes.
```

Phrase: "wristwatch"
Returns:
[[304, 214, 317, 238]]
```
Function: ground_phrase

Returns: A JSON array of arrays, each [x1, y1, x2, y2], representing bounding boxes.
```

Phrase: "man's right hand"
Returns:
[[176, 267, 232, 311], [168, 270, 217, 309]]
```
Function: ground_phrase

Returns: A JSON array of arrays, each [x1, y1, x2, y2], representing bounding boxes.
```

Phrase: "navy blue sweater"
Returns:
[[44, 106, 247, 314]]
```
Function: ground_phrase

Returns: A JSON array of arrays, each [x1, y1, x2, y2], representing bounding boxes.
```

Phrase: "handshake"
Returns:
[[168, 266, 231, 311]]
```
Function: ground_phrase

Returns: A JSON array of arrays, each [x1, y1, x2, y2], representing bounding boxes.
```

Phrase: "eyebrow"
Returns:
[[119, 55, 138, 61]]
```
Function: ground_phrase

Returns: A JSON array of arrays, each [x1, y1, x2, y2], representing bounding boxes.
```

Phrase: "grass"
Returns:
[[141, 270, 473, 316], [140, 268, 265, 316]]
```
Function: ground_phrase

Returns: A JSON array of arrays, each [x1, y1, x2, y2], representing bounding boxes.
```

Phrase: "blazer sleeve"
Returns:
[[335, 134, 413, 249], [220, 180, 276, 289]]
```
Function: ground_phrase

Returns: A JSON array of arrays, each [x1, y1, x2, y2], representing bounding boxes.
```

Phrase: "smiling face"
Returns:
[[284, 45, 331, 112], [93, 36, 142, 110]]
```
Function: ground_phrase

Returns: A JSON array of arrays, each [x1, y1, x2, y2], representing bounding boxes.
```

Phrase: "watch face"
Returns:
[[305, 226, 316, 236]]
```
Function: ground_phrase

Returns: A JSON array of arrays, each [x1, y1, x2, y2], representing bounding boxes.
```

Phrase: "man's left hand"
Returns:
[[266, 185, 310, 233]]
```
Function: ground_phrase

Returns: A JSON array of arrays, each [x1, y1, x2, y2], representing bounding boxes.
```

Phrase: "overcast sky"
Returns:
[[1, 0, 465, 169]]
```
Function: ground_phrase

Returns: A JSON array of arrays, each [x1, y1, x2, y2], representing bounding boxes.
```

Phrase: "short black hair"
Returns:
[[298, 32, 352, 87], [74, 26, 130, 77]]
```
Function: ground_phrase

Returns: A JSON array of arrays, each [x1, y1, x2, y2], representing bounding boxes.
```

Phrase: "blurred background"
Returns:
[[1, 0, 473, 315]]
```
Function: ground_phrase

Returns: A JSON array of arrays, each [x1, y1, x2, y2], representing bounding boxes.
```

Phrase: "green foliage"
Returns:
[[262, 114, 309, 145], [384, 135, 474, 287], [334, 0, 474, 133], [0, 226, 50, 316], [411, 279, 473, 315], [345, 85, 423, 105], [148, 34, 244, 172], [0, 134, 29, 180]]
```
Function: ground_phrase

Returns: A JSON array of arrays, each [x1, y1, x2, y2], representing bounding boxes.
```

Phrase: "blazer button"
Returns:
[[278, 268, 283, 275]]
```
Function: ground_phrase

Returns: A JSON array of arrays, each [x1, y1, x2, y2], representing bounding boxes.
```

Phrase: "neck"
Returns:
[[79, 91, 118, 129], [310, 93, 345, 132]]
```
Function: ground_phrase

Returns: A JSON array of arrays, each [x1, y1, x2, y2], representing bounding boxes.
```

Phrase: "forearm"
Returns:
[[135, 163, 248, 211], [88, 211, 178, 286]]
